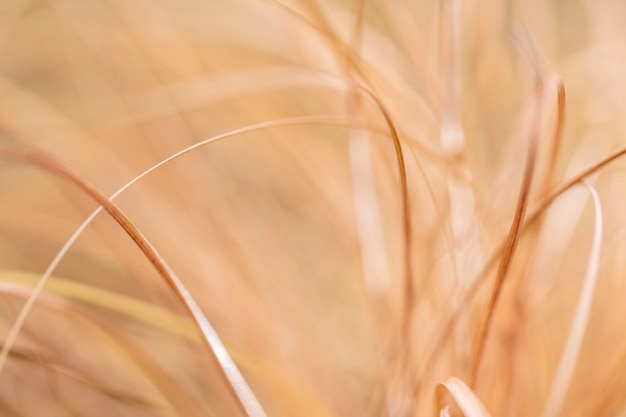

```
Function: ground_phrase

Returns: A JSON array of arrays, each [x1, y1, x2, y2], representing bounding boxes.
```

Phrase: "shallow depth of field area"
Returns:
[[1, 1, 626, 416]]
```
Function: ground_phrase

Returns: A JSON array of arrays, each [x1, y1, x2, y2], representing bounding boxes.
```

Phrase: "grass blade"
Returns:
[[540, 182, 604, 417], [2, 147, 267, 417], [471, 82, 543, 385], [437, 376, 492, 417], [0, 115, 384, 417]]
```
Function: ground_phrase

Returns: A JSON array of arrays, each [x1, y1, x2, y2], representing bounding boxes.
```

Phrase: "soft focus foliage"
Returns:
[[1, 1, 626, 416]]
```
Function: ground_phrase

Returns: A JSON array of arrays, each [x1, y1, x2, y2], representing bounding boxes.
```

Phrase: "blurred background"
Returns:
[[1, 0, 626, 416]]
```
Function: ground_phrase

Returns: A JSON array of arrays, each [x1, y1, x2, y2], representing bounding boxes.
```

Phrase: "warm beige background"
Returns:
[[1, 1, 625, 416]]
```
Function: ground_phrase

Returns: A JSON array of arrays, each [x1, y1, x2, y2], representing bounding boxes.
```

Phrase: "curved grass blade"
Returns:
[[0, 115, 386, 417], [470, 81, 543, 385], [437, 376, 492, 417], [540, 183, 603, 417], [3, 147, 267, 417]]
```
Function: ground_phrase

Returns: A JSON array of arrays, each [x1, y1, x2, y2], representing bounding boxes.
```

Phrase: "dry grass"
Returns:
[[1, 0, 626, 416]]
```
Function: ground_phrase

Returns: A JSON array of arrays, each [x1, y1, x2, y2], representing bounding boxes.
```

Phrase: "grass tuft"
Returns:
[[2, 1, 626, 416]]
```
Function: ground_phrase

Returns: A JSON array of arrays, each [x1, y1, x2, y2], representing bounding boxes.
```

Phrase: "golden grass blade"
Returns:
[[0, 269, 341, 417], [437, 376, 492, 417], [0, 283, 207, 416], [2, 148, 267, 417], [80, 319, 215, 417], [0, 269, 196, 338], [3, 343, 158, 412], [540, 182, 603, 417]]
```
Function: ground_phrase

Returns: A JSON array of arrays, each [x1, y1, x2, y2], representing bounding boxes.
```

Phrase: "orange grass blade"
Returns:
[[417, 141, 626, 389], [2, 148, 267, 417], [0, 115, 387, 417], [471, 83, 543, 385], [541, 183, 603, 417], [540, 77, 566, 197], [260, 2, 416, 332], [0, 115, 384, 375], [266, 0, 415, 330]]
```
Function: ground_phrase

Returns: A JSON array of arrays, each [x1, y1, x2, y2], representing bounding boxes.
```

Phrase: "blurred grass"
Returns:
[[2, 0, 626, 416]]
